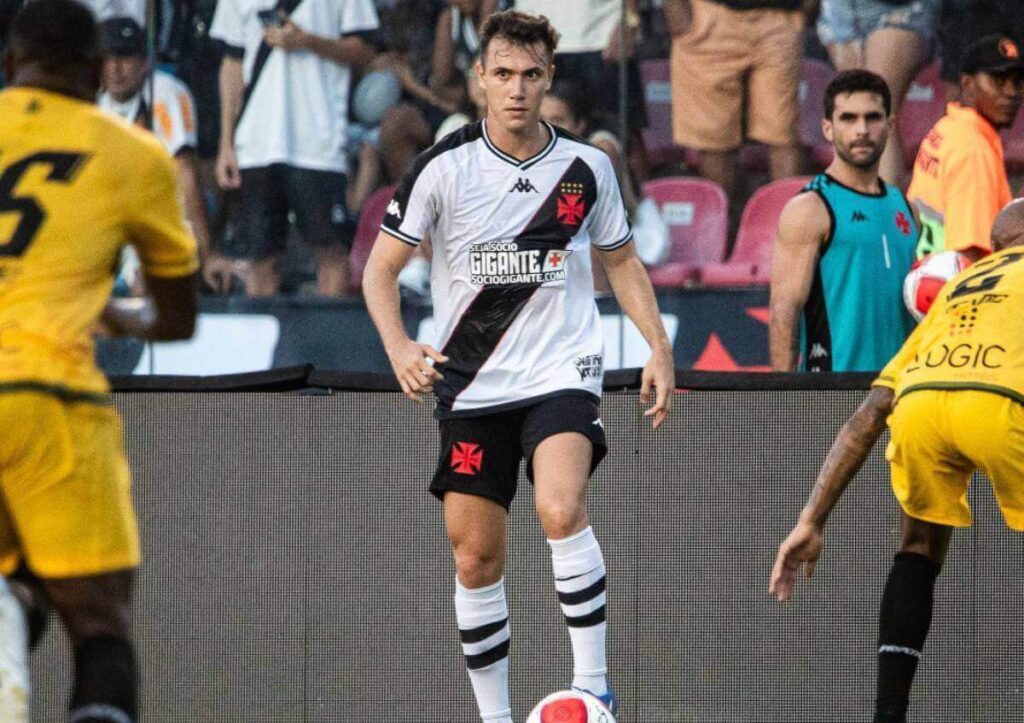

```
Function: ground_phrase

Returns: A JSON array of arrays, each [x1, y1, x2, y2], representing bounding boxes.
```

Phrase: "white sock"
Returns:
[[454, 578, 512, 723], [549, 526, 609, 696], [0, 577, 29, 722]]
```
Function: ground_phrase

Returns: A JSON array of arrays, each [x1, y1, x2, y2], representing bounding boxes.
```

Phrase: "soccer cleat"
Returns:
[[571, 685, 618, 717]]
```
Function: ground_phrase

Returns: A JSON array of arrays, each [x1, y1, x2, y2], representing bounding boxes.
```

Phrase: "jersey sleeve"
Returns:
[[340, 0, 379, 34], [940, 143, 1006, 253], [381, 159, 439, 246], [210, 0, 246, 52], [127, 143, 200, 278], [588, 152, 632, 251]]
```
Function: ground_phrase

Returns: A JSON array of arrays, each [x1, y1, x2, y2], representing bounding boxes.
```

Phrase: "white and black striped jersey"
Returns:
[[381, 119, 632, 418]]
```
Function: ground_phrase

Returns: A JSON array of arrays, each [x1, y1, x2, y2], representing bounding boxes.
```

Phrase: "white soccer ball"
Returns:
[[526, 690, 617, 723], [903, 250, 972, 322]]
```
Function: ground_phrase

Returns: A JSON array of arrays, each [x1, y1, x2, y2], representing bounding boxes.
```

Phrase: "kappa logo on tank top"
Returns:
[[451, 442, 483, 475]]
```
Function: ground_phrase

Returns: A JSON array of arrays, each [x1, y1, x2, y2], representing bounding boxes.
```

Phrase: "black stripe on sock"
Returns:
[[565, 605, 606, 628], [557, 576, 606, 606], [459, 618, 507, 645], [464, 639, 510, 670]]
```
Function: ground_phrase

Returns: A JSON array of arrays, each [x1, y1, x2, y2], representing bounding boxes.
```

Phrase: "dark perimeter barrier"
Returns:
[[31, 371, 1023, 722]]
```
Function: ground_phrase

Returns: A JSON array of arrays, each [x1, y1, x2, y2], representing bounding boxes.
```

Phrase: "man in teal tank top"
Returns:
[[770, 69, 920, 372]]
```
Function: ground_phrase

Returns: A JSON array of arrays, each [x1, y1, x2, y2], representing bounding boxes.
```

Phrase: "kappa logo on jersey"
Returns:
[[469, 240, 573, 286], [574, 354, 603, 380], [451, 442, 483, 475], [386, 199, 402, 219], [557, 181, 586, 226], [851, 211, 867, 222], [510, 177, 538, 193], [895, 211, 911, 235], [809, 343, 829, 360]]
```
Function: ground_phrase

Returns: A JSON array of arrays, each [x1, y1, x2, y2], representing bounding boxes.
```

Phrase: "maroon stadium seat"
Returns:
[[700, 176, 810, 286], [640, 59, 686, 169], [800, 58, 835, 168], [898, 60, 946, 168], [642, 177, 729, 288], [350, 183, 398, 291]]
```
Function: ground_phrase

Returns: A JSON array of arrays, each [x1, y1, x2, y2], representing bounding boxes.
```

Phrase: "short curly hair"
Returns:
[[479, 10, 559, 66]]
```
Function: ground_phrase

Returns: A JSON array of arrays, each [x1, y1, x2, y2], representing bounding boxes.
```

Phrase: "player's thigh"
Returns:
[[747, 8, 803, 147], [887, 390, 976, 528], [284, 167, 354, 251], [523, 395, 606, 494], [1, 395, 139, 579], [43, 569, 134, 645], [431, 410, 525, 511], [234, 164, 290, 259], [950, 391, 1024, 531], [669, 0, 748, 150]]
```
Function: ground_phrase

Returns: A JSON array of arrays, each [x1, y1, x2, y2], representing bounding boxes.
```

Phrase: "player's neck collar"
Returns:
[[481, 118, 557, 171]]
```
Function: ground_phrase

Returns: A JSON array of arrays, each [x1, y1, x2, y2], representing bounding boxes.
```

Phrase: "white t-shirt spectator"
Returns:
[[78, 0, 146, 23], [513, 0, 618, 54], [210, 0, 379, 173], [98, 70, 198, 157]]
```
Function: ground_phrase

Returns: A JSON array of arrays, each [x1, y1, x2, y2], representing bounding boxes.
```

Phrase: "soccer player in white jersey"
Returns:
[[364, 11, 674, 722]]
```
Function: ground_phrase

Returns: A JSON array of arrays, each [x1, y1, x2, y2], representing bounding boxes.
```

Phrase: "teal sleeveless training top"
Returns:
[[800, 174, 918, 372]]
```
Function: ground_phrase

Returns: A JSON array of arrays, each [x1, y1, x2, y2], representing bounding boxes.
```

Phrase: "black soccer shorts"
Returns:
[[429, 393, 608, 510]]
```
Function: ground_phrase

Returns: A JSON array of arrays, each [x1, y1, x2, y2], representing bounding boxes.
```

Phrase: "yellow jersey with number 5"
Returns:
[[875, 246, 1024, 404], [0, 87, 198, 396]]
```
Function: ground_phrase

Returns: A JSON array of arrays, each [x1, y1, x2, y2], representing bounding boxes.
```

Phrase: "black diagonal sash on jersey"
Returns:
[[234, 0, 305, 130], [434, 156, 600, 415]]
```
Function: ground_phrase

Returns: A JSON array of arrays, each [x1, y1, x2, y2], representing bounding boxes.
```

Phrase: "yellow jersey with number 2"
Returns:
[[0, 86, 197, 396], [875, 246, 1024, 404]]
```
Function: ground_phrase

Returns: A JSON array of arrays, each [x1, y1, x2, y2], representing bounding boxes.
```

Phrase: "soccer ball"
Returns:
[[903, 250, 972, 321], [526, 690, 617, 723]]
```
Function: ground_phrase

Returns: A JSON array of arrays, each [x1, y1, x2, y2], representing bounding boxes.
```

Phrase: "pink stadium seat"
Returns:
[[799, 58, 835, 168], [350, 184, 397, 291], [1002, 107, 1024, 170], [640, 59, 686, 169], [642, 177, 729, 288], [898, 60, 946, 167], [700, 176, 811, 286]]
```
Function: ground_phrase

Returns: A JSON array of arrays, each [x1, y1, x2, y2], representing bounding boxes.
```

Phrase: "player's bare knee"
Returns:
[[452, 546, 504, 589], [537, 501, 589, 540], [899, 516, 952, 568]]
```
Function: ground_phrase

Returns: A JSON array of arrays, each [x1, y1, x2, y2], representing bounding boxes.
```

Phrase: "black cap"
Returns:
[[99, 17, 146, 57], [961, 34, 1024, 75]]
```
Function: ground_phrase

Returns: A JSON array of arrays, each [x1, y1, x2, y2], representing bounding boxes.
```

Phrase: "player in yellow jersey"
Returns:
[[0, 1, 198, 720], [770, 198, 1024, 722]]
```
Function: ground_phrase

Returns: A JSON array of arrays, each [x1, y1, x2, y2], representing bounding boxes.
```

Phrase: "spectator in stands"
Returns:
[[908, 34, 1024, 261], [816, 0, 940, 187], [211, 0, 378, 297], [770, 70, 917, 372], [98, 17, 237, 294], [664, 0, 805, 204], [514, 0, 649, 178], [940, 0, 1024, 100]]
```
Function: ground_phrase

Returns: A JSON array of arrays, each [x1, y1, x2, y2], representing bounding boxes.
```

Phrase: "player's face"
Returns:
[[476, 38, 553, 135], [540, 95, 586, 135], [823, 91, 890, 170], [102, 55, 148, 103], [964, 70, 1024, 129]]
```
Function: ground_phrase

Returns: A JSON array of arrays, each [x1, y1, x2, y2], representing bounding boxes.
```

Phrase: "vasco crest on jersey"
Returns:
[[557, 182, 586, 227]]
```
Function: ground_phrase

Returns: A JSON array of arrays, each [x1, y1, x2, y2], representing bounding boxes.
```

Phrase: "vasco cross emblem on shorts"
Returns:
[[451, 442, 483, 475]]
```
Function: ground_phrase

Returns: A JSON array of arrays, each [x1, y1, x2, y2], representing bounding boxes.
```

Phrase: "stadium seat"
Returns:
[[642, 177, 729, 288], [1002, 107, 1024, 170], [898, 60, 946, 167], [700, 176, 811, 286], [799, 58, 835, 168], [640, 59, 687, 169], [350, 183, 397, 291]]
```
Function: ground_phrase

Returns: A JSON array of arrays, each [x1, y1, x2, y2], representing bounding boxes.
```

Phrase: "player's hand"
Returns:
[[216, 145, 242, 190], [264, 19, 308, 51], [640, 344, 674, 430], [387, 339, 448, 403], [769, 519, 823, 602], [202, 253, 239, 294]]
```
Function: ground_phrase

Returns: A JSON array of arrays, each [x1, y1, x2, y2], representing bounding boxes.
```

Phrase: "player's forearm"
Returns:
[[768, 299, 801, 371], [218, 57, 243, 148], [301, 33, 375, 68], [604, 252, 671, 353], [799, 387, 893, 527], [363, 261, 411, 354]]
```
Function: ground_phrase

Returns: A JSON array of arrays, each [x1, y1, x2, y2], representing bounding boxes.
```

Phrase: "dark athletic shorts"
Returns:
[[230, 164, 353, 259], [429, 393, 608, 511]]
